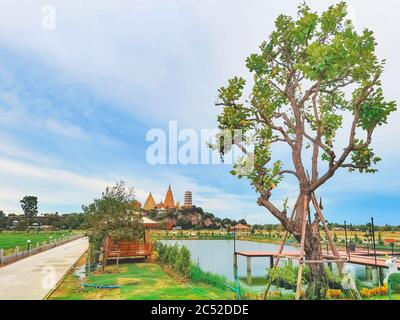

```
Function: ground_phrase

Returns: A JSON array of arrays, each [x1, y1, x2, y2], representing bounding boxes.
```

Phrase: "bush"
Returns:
[[389, 273, 400, 293], [155, 242, 167, 263], [268, 263, 342, 291], [267, 262, 299, 290], [174, 246, 191, 276], [167, 243, 179, 267], [155, 242, 232, 292], [155, 243, 192, 277], [324, 267, 342, 289]]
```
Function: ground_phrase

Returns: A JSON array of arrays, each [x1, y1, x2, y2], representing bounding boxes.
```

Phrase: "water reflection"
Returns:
[[161, 239, 378, 290]]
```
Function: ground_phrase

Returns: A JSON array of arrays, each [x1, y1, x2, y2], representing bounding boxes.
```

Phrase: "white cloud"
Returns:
[[0, 0, 398, 222], [43, 118, 86, 139], [0, 91, 88, 140]]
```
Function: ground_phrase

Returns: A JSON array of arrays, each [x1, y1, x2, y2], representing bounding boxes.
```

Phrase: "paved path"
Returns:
[[0, 237, 88, 300]]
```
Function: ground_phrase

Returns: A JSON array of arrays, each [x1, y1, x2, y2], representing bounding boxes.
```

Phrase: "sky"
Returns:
[[0, 0, 399, 225]]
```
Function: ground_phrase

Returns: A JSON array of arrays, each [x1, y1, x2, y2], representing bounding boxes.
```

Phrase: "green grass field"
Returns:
[[0, 231, 75, 254], [50, 261, 236, 300]]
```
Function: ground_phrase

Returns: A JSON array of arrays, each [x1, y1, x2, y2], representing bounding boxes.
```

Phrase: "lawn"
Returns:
[[49, 260, 236, 300], [0, 231, 75, 255]]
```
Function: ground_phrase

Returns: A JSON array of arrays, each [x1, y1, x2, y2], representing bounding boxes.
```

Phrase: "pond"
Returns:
[[161, 239, 379, 291]]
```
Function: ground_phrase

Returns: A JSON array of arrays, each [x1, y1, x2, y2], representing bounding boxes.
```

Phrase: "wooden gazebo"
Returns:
[[102, 216, 158, 265]]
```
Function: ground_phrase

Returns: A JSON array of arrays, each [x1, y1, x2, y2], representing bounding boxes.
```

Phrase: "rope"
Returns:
[[187, 285, 214, 300]]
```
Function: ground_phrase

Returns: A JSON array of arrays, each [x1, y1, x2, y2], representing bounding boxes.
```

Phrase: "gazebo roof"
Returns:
[[234, 223, 250, 230], [142, 216, 158, 228]]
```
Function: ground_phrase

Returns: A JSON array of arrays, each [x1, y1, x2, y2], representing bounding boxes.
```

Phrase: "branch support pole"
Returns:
[[263, 199, 298, 300], [311, 192, 344, 274], [295, 195, 308, 300]]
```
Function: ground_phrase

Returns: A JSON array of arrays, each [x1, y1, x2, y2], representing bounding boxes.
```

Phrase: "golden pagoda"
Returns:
[[143, 192, 156, 210], [163, 184, 175, 209], [157, 201, 164, 209]]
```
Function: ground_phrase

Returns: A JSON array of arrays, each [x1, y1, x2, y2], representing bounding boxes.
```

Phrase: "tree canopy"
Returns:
[[215, 1, 396, 227], [213, 1, 396, 299], [20, 196, 38, 223], [83, 181, 144, 262]]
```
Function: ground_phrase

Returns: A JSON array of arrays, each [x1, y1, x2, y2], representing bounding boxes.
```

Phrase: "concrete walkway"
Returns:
[[0, 237, 88, 300]]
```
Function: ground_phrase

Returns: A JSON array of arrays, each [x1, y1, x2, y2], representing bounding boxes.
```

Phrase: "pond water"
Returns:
[[162, 239, 296, 280], [162, 239, 379, 291]]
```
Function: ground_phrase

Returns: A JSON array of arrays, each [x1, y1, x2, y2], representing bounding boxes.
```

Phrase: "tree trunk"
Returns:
[[292, 193, 328, 299], [303, 231, 328, 299], [261, 192, 332, 299]]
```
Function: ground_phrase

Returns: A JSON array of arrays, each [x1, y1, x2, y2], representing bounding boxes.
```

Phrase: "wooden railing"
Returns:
[[0, 235, 83, 267]]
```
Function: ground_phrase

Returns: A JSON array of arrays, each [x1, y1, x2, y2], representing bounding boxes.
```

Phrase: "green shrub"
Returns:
[[324, 267, 342, 289], [175, 246, 191, 276], [155, 242, 167, 263], [156, 242, 231, 292], [268, 263, 341, 290], [168, 243, 179, 267], [267, 262, 299, 290], [164, 245, 173, 265], [389, 273, 400, 293], [156, 243, 192, 277]]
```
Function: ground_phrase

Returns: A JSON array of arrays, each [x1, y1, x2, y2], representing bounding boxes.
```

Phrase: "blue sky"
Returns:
[[0, 0, 399, 225]]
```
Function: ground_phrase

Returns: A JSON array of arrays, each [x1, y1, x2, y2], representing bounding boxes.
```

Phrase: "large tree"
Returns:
[[214, 2, 396, 298], [20, 196, 38, 225], [83, 181, 144, 264]]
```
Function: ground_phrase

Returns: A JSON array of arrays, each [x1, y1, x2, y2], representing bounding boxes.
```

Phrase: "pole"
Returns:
[[295, 195, 308, 300], [371, 217, 379, 286], [233, 226, 236, 254], [344, 221, 349, 258], [232, 226, 241, 300]]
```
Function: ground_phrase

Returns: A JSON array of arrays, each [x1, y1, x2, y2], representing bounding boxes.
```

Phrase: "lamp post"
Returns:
[[344, 221, 349, 258], [233, 225, 236, 254], [27, 240, 31, 255], [371, 217, 379, 286], [365, 229, 370, 254]]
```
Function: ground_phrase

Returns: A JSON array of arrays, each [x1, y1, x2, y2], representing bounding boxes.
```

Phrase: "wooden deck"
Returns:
[[235, 249, 400, 268]]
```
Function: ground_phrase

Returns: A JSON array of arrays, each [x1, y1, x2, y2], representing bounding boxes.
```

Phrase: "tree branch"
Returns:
[[310, 74, 381, 191]]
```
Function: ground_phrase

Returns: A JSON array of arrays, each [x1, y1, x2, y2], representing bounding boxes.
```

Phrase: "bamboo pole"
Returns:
[[263, 199, 298, 300], [310, 192, 344, 272], [300, 259, 345, 264], [295, 195, 308, 300]]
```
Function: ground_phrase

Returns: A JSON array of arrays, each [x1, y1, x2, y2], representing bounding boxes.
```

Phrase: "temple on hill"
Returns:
[[143, 184, 177, 211]]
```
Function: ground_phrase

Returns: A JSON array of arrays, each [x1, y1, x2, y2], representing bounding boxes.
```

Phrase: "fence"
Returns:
[[0, 234, 83, 266]]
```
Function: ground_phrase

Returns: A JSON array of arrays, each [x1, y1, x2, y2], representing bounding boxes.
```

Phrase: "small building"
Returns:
[[41, 225, 53, 231], [233, 223, 251, 232], [102, 216, 158, 265]]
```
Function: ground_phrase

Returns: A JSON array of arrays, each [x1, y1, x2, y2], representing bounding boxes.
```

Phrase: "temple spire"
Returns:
[[143, 192, 156, 210], [164, 184, 175, 209]]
